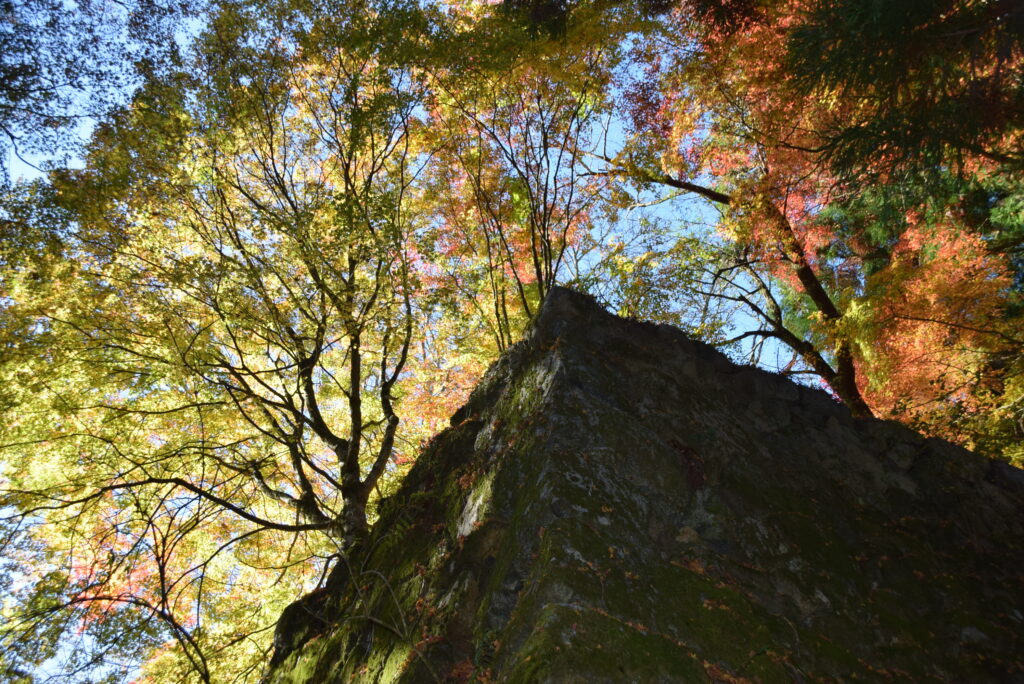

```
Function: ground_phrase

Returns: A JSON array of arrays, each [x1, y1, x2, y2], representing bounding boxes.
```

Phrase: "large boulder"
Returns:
[[266, 287, 1024, 683]]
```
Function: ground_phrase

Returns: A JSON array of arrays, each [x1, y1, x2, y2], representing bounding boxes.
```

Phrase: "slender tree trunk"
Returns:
[[634, 165, 876, 417], [763, 202, 874, 417]]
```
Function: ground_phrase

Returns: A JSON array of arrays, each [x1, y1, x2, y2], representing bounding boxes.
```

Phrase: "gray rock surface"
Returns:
[[266, 287, 1024, 683]]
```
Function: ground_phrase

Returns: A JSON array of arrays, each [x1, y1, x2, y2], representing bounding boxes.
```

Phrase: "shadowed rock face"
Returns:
[[266, 287, 1024, 683]]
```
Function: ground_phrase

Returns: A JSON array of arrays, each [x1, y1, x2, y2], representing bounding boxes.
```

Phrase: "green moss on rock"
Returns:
[[265, 288, 1024, 684]]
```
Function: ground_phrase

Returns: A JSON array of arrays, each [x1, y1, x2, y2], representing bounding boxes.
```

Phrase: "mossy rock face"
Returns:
[[266, 287, 1024, 684]]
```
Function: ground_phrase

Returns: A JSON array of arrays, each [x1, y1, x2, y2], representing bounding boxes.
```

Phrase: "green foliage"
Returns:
[[0, 0, 196, 184], [583, 219, 733, 342], [786, 0, 1024, 176]]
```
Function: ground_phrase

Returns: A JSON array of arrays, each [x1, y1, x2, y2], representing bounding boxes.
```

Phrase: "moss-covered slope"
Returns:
[[266, 287, 1024, 683]]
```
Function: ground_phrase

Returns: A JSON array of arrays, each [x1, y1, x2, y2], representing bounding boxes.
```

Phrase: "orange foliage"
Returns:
[[858, 224, 1013, 440]]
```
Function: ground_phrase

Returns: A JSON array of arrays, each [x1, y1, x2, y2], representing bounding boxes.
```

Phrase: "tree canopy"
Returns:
[[1, 0, 1021, 680]]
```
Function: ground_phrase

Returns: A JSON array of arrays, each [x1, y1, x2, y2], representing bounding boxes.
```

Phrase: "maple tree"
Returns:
[[0, 0, 197, 186], [2, 0, 431, 678], [422, 10, 618, 349], [605, 0, 1022, 447], [0, 0, 1021, 680]]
